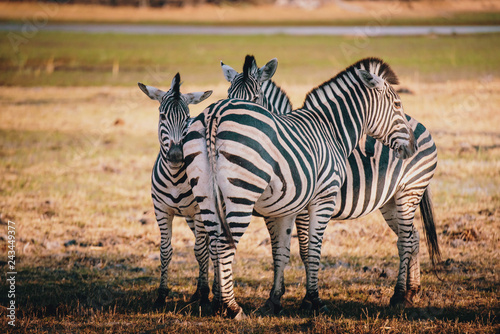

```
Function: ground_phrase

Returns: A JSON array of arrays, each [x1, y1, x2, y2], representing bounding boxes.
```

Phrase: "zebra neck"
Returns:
[[303, 72, 368, 159], [260, 80, 293, 115]]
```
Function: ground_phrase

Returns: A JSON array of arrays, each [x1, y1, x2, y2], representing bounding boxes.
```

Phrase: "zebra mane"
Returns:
[[352, 57, 399, 85], [263, 80, 293, 115], [243, 55, 256, 79], [172, 72, 182, 99], [272, 80, 293, 110], [302, 57, 399, 109]]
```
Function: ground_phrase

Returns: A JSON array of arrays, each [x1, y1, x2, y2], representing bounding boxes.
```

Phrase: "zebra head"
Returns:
[[354, 59, 417, 160], [138, 73, 212, 168], [221, 55, 278, 103]]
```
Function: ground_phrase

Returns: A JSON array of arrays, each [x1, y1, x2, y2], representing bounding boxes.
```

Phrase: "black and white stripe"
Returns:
[[138, 74, 212, 307], [185, 58, 418, 318], [260, 78, 439, 311], [221, 55, 278, 105]]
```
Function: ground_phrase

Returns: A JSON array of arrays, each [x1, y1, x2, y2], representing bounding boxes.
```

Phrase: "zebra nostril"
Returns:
[[167, 144, 183, 163]]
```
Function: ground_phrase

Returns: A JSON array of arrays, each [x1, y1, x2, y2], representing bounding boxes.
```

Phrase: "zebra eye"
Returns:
[[394, 101, 402, 109], [160, 114, 166, 121]]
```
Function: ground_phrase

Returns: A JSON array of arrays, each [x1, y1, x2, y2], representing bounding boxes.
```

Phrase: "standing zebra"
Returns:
[[138, 57, 277, 309], [184, 57, 417, 318], [138, 73, 212, 307], [222, 56, 439, 314], [256, 72, 440, 314]]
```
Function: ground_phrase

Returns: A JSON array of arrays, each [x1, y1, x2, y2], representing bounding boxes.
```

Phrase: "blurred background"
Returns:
[[0, 0, 499, 332]]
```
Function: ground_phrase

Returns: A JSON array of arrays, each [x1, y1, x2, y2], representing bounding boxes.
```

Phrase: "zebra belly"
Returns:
[[330, 147, 405, 220]]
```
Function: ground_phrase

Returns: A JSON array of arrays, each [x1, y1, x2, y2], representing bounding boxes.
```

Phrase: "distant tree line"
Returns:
[[0, 0, 428, 7], [0, 0, 276, 6]]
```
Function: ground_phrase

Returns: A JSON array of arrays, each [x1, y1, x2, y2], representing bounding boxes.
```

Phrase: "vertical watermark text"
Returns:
[[6, 220, 17, 327]]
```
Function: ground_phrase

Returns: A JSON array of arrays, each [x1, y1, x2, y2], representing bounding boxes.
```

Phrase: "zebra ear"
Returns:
[[138, 82, 166, 101], [355, 68, 385, 90], [183, 90, 213, 105], [258, 58, 278, 83], [221, 61, 238, 83]]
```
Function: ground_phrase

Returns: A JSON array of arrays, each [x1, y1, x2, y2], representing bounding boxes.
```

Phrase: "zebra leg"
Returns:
[[380, 197, 421, 307], [209, 237, 221, 308], [211, 241, 246, 319], [300, 202, 334, 313], [295, 211, 310, 274], [405, 226, 421, 306], [260, 215, 296, 315], [186, 217, 210, 305], [152, 204, 174, 308]]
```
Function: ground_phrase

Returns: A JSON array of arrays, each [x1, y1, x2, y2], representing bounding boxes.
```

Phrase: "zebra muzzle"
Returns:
[[395, 140, 417, 160], [166, 144, 183, 166]]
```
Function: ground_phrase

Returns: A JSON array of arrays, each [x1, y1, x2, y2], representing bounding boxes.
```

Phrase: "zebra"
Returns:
[[221, 55, 297, 117], [137, 57, 278, 309], [138, 73, 212, 307], [184, 57, 418, 318], [224, 57, 440, 314], [256, 74, 440, 314]]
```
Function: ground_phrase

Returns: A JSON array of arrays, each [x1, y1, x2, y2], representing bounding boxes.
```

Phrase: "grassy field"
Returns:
[[0, 31, 499, 333], [2, 32, 500, 88]]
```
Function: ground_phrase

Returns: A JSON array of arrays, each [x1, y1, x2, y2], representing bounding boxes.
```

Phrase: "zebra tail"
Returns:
[[207, 112, 236, 249], [419, 188, 442, 273]]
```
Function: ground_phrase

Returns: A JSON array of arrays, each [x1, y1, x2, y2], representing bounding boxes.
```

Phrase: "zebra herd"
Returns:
[[138, 56, 440, 319]]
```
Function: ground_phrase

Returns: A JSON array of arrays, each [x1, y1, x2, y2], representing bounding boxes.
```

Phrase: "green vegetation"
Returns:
[[1, 32, 500, 87], [0, 32, 499, 332]]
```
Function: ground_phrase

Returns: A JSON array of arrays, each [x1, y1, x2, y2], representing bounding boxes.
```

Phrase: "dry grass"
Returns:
[[0, 79, 499, 332], [0, 1, 499, 25]]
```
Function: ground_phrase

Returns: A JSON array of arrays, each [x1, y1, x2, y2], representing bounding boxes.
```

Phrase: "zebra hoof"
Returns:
[[389, 289, 406, 307], [404, 287, 421, 307], [189, 285, 210, 305], [212, 300, 246, 319], [153, 297, 166, 309], [258, 298, 283, 316], [300, 293, 326, 313], [153, 288, 170, 309], [319, 304, 329, 313], [233, 307, 247, 320]]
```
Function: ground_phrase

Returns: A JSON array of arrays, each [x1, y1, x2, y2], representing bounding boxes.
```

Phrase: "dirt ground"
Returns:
[[0, 79, 498, 332]]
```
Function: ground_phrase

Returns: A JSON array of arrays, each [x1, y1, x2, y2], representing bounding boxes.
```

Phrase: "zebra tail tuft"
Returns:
[[207, 111, 236, 249], [419, 188, 442, 278]]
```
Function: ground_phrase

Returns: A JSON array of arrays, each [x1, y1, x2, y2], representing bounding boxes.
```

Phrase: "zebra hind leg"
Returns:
[[295, 214, 327, 312], [380, 197, 421, 307], [186, 217, 211, 306], [300, 202, 334, 314], [404, 225, 421, 306], [259, 216, 296, 316], [295, 211, 310, 275]]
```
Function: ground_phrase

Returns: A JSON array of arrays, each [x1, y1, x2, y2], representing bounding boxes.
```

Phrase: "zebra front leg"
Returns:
[[153, 205, 174, 308], [259, 215, 296, 315], [300, 202, 334, 313], [186, 217, 211, 305]]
